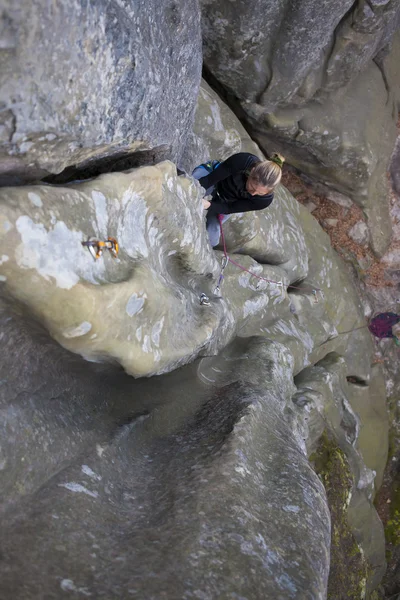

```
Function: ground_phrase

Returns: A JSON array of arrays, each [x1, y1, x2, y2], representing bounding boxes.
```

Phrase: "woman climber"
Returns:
[[192, 152, 285, 247]]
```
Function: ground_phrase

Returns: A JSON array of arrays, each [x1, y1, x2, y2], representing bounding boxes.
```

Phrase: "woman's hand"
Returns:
[[202, 198, 211, 210]]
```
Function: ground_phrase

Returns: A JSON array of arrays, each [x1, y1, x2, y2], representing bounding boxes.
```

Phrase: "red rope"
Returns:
[[217, 215, 321, 294]]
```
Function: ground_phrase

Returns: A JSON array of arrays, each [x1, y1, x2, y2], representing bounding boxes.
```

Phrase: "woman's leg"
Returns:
[[192, 164, 231, 247], [206, 214, 231, 247], [192, 165, 215, 196]]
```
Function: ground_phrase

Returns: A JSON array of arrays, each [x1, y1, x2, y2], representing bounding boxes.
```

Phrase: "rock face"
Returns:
[[200, 1, 400, 255], [181, 80, 265, 171], [0, 0, 202, 185], [348, 220, 370, 245], [0, 151, 375, 379], [0, 42, 391, 600], [0, 81, 389, 597], [0, 321, 332, 599]]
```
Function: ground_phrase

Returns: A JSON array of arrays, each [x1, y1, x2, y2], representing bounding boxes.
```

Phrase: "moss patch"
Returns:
[[310, 432, 371, 599], [374, 395, 400, 597]]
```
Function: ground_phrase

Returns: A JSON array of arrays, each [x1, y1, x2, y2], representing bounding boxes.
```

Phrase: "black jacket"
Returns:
[[199, 152, 274, 218]]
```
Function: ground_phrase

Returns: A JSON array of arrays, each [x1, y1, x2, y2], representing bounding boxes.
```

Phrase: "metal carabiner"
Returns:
[[105, 237, 119, 258], [213, 285, 221, 296], [82, 237, 119, 260], [199, 293, 211, 306], [314, 289, 324, 303], [276, 281, 285, 296], [87, 244, 101, 260]]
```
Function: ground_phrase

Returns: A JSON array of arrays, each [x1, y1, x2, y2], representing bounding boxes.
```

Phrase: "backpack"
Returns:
[[199, 160, 221, 173]]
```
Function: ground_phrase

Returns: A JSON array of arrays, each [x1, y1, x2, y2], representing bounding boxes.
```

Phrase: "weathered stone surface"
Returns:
[[303, 201, 317, 213], [390, 131, 400, 196], [201, 1, 400, 255], [0, 163, 224, 376], [201, 0, 353, 106], [325, 190, 354, 209], [1, 161, 322, 377], [0, 153, 373, 380], [0, 0, 202, 184], [347, 365, 389, 492], [0, 77, 390, 598], [0, 321, 331, 599], [245, 47, 400, 256], [382, 247, 400, 267], [348, 220, 370, 245], [294, 354, 387, 592], [181, 80, 264, 172], [323, 218, 339, 228]]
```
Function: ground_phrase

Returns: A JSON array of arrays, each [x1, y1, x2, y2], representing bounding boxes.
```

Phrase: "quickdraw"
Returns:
[[213, 255, 228, 296], [312, 289, 325, 304], [82, 237, 119, 260]]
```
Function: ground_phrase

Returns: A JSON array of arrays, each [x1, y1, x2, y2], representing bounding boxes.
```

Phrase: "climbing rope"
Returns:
[[216, 215, 323, 299], [335, 325, 368, 335]]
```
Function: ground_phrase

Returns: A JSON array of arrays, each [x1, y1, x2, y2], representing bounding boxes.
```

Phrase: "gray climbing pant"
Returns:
[[192, 165, 231, 247]]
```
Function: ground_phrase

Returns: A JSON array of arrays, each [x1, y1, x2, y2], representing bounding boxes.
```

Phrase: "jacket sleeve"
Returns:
[[207, 194, 274, 217], [198, 153, 257, 190]]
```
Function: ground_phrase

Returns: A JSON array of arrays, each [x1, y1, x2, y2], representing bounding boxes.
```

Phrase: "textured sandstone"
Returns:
[[200, 1, 400, 256], [0, 63, 390, 600], [0, 0, 202, 184]]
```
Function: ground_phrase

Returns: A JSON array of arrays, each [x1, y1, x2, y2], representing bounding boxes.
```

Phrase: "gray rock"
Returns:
[[348, 220, 370, 245], [382, 247, 400, 268], [356, 254, 375, 272], [384, 268, 400, 284], [200, 2, 400, 256], [0, 74, 389, 598], [304, 201, 318, 213], [181, 80, 265, 172], [390, 133, 400, 196], [201, 0, 354, 106], [295, 355, 387, 592], [323, 218, 339, 228], [0, 159, 387, 597], [0, 320, 332, 599], [0, 0, 202, 184], [325, 190, 354, 209]]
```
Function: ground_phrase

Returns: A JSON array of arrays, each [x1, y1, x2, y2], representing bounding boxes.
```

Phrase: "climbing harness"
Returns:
[[217, 215, 322, 300], [81, 237, 119, 260]]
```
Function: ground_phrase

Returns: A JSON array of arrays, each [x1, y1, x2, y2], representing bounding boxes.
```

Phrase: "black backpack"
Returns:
[[199, 160, 221, 173]]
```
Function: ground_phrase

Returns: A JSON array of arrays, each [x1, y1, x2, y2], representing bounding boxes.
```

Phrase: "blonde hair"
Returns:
[[250, 153, 285, 189]]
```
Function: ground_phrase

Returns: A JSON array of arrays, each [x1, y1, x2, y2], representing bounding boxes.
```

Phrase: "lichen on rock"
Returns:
[[310, 432, 372, 600]]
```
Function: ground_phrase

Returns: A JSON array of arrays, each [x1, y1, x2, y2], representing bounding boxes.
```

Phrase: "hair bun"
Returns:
[[270, 153, 285, 169]]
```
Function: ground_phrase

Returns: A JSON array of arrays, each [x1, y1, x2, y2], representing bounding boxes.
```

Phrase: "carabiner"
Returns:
[[199, 293, 211, 306], [213, 286, 221, 296]]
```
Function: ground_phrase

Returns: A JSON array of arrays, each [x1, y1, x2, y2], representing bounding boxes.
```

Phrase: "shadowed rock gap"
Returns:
[[346, 375, 369, 387], [43, 145, 171, 185]]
